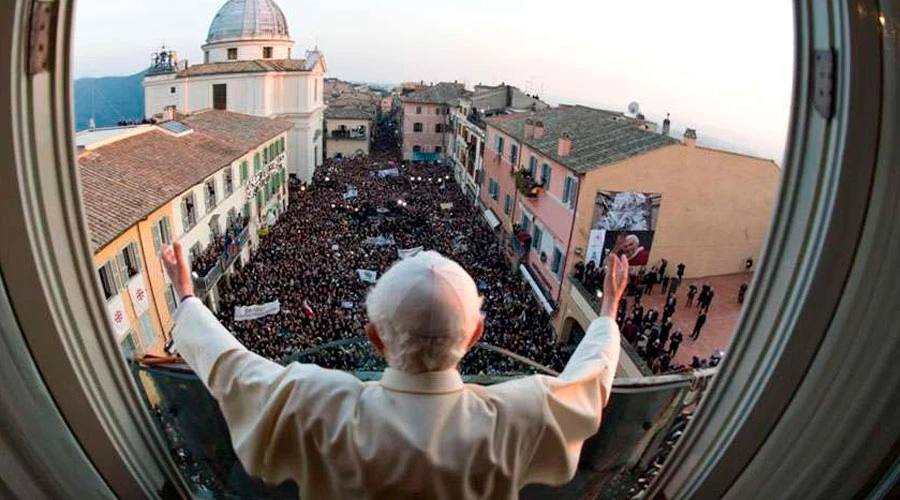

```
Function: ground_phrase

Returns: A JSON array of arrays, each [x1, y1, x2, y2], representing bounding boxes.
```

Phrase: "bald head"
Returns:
[[365, 251, 484, 373]]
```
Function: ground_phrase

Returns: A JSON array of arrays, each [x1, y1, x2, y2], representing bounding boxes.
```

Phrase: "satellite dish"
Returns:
[[627, 101, 641, 116]]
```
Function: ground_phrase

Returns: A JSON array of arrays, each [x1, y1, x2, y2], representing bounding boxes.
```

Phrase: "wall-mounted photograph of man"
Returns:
[[586, 190, 662, 267]]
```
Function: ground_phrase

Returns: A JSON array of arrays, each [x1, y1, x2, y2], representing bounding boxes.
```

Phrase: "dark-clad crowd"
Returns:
[[576, 258, 727, 373], [212, 121, 569, 374]]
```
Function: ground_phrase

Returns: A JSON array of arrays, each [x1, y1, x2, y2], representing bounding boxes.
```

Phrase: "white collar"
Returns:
[[379, 368, 465, 394]]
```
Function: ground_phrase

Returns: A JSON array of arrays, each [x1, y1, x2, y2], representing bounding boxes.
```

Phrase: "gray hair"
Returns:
[[366, 301, 475, 374]]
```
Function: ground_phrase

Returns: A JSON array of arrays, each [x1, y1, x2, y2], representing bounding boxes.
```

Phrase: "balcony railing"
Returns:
[[193, 225, 251, 295], [510, 229, 532, 258], [515, 170, 544, 198], [329, 130, 367, 141], [129, 340, 717, 499]]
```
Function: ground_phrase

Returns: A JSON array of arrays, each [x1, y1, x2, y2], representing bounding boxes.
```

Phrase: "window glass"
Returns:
[[120, 332, 137, 358], [138, 312, 156, 352]]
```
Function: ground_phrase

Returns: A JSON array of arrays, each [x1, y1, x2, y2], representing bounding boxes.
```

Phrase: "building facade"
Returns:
[[478, 106, 780, 340], [324, 106, 374, 159], [142, 0, 325, 182], [399, 83, 469, 162], [79, 110, 292, 355]]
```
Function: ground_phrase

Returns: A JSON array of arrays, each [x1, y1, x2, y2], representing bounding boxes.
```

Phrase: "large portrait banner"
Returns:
[[588, 190, 662, 267]]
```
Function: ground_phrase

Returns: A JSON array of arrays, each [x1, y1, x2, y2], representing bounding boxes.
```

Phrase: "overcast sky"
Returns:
[[73, 0, 794, 162]]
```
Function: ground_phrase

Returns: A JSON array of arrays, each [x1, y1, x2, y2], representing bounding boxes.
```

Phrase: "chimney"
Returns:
[[165, 105, 177, 121], [683, 128, 697, 147], [524, 118, 535, 139], [662, 113, 671, 137], [558, 133, 573, 157], [534, 120, 545, 139]]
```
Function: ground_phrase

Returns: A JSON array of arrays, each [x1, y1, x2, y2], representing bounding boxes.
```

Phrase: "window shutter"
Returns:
[[108, 260, 122, 292], [152, 224, 161, 254], [162, 217, 171, 244], [131, 243, 142, 272], [116, 252, 129, 284]]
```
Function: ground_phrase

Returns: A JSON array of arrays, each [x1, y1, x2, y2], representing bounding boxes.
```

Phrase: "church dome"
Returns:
[[206, 0, 290, 44]]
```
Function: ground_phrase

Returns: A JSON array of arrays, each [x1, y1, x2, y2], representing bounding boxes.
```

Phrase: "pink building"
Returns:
[[399, 83, 469, 161], [480, 105, 779, 325], [480, 106, 676, 308]]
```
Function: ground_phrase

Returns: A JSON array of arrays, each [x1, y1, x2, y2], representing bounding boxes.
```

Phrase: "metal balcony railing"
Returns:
[[129, 339, 717, 499], [193, 225, 251, 295], [330, 130, 367, 141]]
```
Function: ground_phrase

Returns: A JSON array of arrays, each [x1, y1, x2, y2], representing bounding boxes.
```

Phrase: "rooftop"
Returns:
[[174, 56, 319, 78], [79, 110, 293, 251], [325, 106, 375, 121], [488, 106, 680, 173], [400, 82, 470, 105]]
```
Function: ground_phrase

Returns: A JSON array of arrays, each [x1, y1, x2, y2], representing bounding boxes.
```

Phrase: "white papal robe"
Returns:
[[173, 297, 620, 500]]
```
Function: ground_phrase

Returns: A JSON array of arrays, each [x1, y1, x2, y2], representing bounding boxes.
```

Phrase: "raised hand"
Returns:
[[161, 241, 194, 301], [601, 254, 629, 317]]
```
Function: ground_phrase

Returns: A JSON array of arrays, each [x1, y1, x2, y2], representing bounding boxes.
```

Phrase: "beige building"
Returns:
[[554, 131, 780, 340], [78, 110, 292, 355], [324, 106, 375, 159], [476, 105, 778, 343]]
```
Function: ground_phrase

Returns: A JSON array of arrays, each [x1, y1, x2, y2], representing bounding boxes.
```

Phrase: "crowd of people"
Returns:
[[190, 216, 250, 277], [576, 257, 727, 373], [213, 120, 570, 374]]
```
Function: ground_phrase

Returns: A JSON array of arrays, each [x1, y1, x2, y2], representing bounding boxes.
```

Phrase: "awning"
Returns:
[[482, 209, 501, 229], [519, 264, 554, 314]]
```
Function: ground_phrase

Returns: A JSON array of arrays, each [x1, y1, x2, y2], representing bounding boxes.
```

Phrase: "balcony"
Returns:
[[192, 224, 251, 296], [329, 130, 367, 141], [510, 227, 532, 258], [515, 169, 544, 198], [569, 278, 654, 377], [129, 340, 716, 499]]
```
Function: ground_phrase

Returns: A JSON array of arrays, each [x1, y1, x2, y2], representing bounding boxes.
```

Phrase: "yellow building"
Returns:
[[78, 110, 293, 356], [324, 106, 375, 159]]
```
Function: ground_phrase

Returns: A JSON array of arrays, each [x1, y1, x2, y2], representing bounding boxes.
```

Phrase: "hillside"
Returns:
[[74, 70, 145, 131]]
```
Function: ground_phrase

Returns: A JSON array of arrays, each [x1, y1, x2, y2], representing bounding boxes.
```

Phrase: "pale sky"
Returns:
[[73, 0, 794, 162]]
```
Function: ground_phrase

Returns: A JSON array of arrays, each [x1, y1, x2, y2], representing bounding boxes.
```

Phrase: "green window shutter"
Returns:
[[151, 224, 162, 254]]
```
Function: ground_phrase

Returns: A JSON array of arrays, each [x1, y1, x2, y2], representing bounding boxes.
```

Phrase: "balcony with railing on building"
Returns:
[[515, 168, 544, 198], [130, 338, 717, 499], [190, 216, 251, 295], [510, 223, 532, 257], [329, 127, 368, 141]]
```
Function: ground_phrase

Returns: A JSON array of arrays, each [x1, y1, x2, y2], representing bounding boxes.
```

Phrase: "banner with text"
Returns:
[[234, 300, 281, 321]]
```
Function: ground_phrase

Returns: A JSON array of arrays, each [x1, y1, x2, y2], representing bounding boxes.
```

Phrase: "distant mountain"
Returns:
[[74, 70, 146, 131]]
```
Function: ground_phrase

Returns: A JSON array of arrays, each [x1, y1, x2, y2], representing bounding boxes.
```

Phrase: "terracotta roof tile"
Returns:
[[80, 110, 292, 251], [487, 106, 679, 174]]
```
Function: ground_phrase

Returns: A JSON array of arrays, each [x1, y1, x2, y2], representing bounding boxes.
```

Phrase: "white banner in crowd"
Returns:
[[234, 300, 281, 321], [357, 269, 378, 283], [106, 294, 131, 338], [586, 229, 606, 264], [341, 301, 355, 309], [127, 275, 151, 316], [365, 235, 395, 247], [398, 246, 424, 259], [377, 168, 400, 178], [343, 187, 358, 200]]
